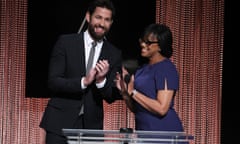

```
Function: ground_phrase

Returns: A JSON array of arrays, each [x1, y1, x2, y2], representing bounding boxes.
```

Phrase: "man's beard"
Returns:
[[88, 24, 109, 41]]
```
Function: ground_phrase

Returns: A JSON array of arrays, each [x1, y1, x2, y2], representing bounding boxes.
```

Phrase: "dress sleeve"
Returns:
[[155, 62, 179, 90]]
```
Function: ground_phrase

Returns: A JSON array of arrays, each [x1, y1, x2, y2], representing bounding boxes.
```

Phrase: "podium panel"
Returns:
[[62, 129, 194, 144]]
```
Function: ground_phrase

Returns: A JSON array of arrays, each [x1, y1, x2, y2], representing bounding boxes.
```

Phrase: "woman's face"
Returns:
[[139, 34, 160, 58]]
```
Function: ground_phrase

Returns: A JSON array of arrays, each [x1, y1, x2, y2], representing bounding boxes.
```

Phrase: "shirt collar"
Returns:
[[84, 30, 103, 47]]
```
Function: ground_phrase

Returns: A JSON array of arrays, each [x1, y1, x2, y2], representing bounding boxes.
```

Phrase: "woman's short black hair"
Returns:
[[141, 23, 173, 58]]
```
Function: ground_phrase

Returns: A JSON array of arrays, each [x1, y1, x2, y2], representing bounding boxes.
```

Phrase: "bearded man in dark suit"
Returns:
[[39, 0, 122, 143]]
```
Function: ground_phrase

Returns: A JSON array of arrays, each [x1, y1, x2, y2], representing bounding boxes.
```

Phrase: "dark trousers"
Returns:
[[46, 115, 84, 144]]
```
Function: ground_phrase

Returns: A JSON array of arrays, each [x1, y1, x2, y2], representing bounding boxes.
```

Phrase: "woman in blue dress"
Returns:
[[116, 23, 188, 143]]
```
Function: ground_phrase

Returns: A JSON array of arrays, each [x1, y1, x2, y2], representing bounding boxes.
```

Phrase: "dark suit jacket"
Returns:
[[40, 33, 122, 135]]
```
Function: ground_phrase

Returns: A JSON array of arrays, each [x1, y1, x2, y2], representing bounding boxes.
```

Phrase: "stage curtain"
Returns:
[[0, 0, 223, 143]]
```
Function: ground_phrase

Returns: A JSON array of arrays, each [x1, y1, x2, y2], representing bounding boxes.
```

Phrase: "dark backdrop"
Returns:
[[26, 0, 155, 97], [221, 1, 232, 143]]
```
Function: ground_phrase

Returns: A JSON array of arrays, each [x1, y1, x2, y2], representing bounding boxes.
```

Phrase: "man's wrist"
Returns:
[[96, 76, 105, 83], [81, 77, 87, 89], [95, 77, 106, 88]]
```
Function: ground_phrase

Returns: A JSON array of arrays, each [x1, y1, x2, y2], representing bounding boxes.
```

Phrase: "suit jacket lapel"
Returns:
[[75, 33, 87, 74], [98, 42, 110, 61]]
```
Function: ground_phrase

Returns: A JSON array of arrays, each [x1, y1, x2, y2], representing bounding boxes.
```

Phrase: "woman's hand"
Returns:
[[115, 66, 129, 94], [127, 75, 135, 95]]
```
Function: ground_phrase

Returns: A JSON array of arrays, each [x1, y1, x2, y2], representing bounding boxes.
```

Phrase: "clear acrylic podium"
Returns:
[[62, 128, 194, 144]]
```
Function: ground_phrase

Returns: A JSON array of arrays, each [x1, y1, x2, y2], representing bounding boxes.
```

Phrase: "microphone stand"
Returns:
[[120, 59, 139, 143], [120, 74, 133, 144], [124, 74, 131, 127], [77, 17, 86, 34]]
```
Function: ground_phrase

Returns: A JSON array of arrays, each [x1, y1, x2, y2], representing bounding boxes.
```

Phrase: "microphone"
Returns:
[[122, 59, 139, 75], [124, 74, 131, 84]]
